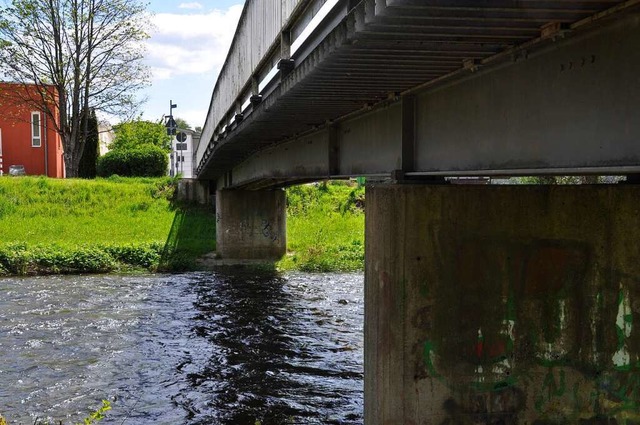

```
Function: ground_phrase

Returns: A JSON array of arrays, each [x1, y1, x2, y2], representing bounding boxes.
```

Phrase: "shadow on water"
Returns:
[[160, 206, 217, 270], [181, 270, 363, 424]]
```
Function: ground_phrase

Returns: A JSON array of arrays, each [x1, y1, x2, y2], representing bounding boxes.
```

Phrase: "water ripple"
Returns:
[[0, 272, 363, 424]]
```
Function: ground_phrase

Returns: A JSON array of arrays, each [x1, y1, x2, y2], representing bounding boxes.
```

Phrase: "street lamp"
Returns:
[[167, 100, 178, 176], [166, 100, 177, 136]]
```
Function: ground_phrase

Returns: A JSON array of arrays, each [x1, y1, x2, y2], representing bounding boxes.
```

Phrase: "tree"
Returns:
[[174, 117, 191, 131], [78, 108, 98, 178], [0, 0, 150, 177], [110, 119, 171, 152]]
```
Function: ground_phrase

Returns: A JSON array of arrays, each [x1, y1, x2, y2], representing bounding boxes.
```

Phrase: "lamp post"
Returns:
[[166, 100, 177, 176]]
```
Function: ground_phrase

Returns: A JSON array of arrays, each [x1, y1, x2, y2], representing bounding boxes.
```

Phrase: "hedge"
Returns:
[[97, 145, 169, 177]]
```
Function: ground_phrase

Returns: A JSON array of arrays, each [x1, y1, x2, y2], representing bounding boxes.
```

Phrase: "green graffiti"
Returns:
[[423, 340, 440, 378], [601, 369, 640, 413], [535, 368, 566, 412], [613, 289, 634, 371], [419, 280, 430, 298]]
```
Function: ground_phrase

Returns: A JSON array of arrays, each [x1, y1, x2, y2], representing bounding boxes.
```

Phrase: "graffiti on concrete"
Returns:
[[413, 235, 640, 423], [261, 219, 279, 242], [440, 387, 525, 425], [224, 217, 281, 243]]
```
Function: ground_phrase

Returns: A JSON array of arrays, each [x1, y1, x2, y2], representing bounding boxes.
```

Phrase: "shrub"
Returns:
[[97, 145, 168, 177], [0, 242, 167, 275], [110, 120, 171, 151], [102, 243, 162, 268]]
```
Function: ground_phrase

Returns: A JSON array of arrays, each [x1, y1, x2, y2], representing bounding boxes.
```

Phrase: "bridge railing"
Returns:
[[196, 0, 345, 175]]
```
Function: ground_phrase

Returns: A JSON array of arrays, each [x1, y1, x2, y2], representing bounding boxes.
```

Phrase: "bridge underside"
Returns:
[[198, 1, 640, 189], [198, 3, 640, 424]]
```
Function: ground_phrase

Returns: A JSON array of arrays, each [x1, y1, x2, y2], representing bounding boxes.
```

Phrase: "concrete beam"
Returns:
[[413, 14, 640, 175], [202, 13, 640, 188]]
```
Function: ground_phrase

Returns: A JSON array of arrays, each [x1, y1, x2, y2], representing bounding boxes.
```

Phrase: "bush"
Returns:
[[97, 145, 168, 177], [0, 242, 165, 275], [110, 120, 171, 151], [102, 243, 162, 268]]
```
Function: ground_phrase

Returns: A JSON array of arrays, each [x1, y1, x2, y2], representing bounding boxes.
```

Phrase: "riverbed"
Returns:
[[0, 271, 363, 424]]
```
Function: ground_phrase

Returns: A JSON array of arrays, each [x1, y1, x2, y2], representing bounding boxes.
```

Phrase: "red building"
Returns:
[[0, 82, 64, 177]]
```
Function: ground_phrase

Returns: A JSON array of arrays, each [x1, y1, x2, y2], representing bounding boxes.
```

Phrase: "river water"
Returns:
[[0, 271, 363, 424]]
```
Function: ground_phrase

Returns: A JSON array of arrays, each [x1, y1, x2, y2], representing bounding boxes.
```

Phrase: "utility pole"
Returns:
[[166, 100, 177, 176]]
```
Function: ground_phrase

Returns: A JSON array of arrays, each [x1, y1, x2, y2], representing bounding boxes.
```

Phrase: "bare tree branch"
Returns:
[[0, 0, 150, 177]]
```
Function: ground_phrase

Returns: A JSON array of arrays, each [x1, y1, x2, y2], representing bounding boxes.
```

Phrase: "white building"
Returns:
[[170, 129, 200, 179], [98, 122, 115, 155]]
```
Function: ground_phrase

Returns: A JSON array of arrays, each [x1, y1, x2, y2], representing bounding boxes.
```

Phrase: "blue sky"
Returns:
[[140, 1, 245, 129]]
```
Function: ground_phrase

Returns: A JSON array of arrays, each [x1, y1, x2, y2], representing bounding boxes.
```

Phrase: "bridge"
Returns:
[[194, 1, 640, 423]]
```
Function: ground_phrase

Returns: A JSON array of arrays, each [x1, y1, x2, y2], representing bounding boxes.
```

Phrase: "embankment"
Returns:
[[0, 177, 364, 275]]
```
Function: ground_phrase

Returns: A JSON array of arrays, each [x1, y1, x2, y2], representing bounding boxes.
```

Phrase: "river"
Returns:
[[0, 271, 363, 424]]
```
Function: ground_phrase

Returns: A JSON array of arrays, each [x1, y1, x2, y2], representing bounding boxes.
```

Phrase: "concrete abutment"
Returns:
[[215, 189, 286, 260], [365, 184, 640, 424]]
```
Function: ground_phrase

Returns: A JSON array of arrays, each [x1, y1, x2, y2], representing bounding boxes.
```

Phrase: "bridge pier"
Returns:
[[215, 189, 286, 260], [365, 184, 640, 424]]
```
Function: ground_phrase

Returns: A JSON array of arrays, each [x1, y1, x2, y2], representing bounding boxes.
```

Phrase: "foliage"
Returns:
[[174, 117, 191, 130], [0, 177, 175, 268], [111, 120, 171, 152], [278, 181, 365, 272], [78, 109, 99, 178], [96, 145, 169, 177], [514, 176, 609, 184], [0, 176, 217, 275], [78, 400, 111, 425], [0, 0, 151, 177], [0, 177, 368, 275], [286, 180, 364, 215], [0, 240, 165, 275]]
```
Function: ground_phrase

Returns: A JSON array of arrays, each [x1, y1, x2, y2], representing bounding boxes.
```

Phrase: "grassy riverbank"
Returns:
[[0, 176, 215, 275], [278, 181, 364, 272], [0, 176, 364, 275]]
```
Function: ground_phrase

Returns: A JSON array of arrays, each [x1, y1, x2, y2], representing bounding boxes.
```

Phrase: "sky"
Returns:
[[140, 1, 245, 129]]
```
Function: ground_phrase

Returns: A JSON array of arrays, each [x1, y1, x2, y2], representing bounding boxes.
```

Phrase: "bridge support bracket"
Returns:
[[277, 58, 295, 75]]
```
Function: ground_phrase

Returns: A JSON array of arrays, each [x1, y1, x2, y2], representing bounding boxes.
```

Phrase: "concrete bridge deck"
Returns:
[[196, 0, 640, 188]]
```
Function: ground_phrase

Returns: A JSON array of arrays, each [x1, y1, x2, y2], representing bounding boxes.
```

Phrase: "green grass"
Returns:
[[278, 181, 365, 272], [159, 206, 217, 271], [0, 176, 365, 275], [0, 175, 176, 246], [0, 175, 216, 274]]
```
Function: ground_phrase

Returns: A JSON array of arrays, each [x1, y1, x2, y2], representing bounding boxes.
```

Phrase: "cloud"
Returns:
[[179, 2, 203, 9], [174, 108, 208, 129], [146, 5, 243, 81]]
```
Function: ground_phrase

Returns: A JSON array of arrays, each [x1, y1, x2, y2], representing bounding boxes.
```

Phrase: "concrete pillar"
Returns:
[[365, 184, 640, 424], [216, 189, 286, 260], [176, 179, 210, 205]]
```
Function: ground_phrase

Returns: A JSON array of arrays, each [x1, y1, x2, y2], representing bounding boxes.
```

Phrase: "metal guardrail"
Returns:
[[196, 0, 344, 176]]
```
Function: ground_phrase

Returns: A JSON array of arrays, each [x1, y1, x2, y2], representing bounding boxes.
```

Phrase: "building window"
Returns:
[[31, 111, 41, 147]]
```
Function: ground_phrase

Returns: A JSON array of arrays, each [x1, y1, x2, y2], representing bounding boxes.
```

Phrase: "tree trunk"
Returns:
[[62, 133, 82, 178], [63, 153, 79, 178]]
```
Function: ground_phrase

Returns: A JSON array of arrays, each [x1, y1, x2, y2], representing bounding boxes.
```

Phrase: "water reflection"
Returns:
[[0, 271, 363, 424], [185, 271, 363, 424]]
